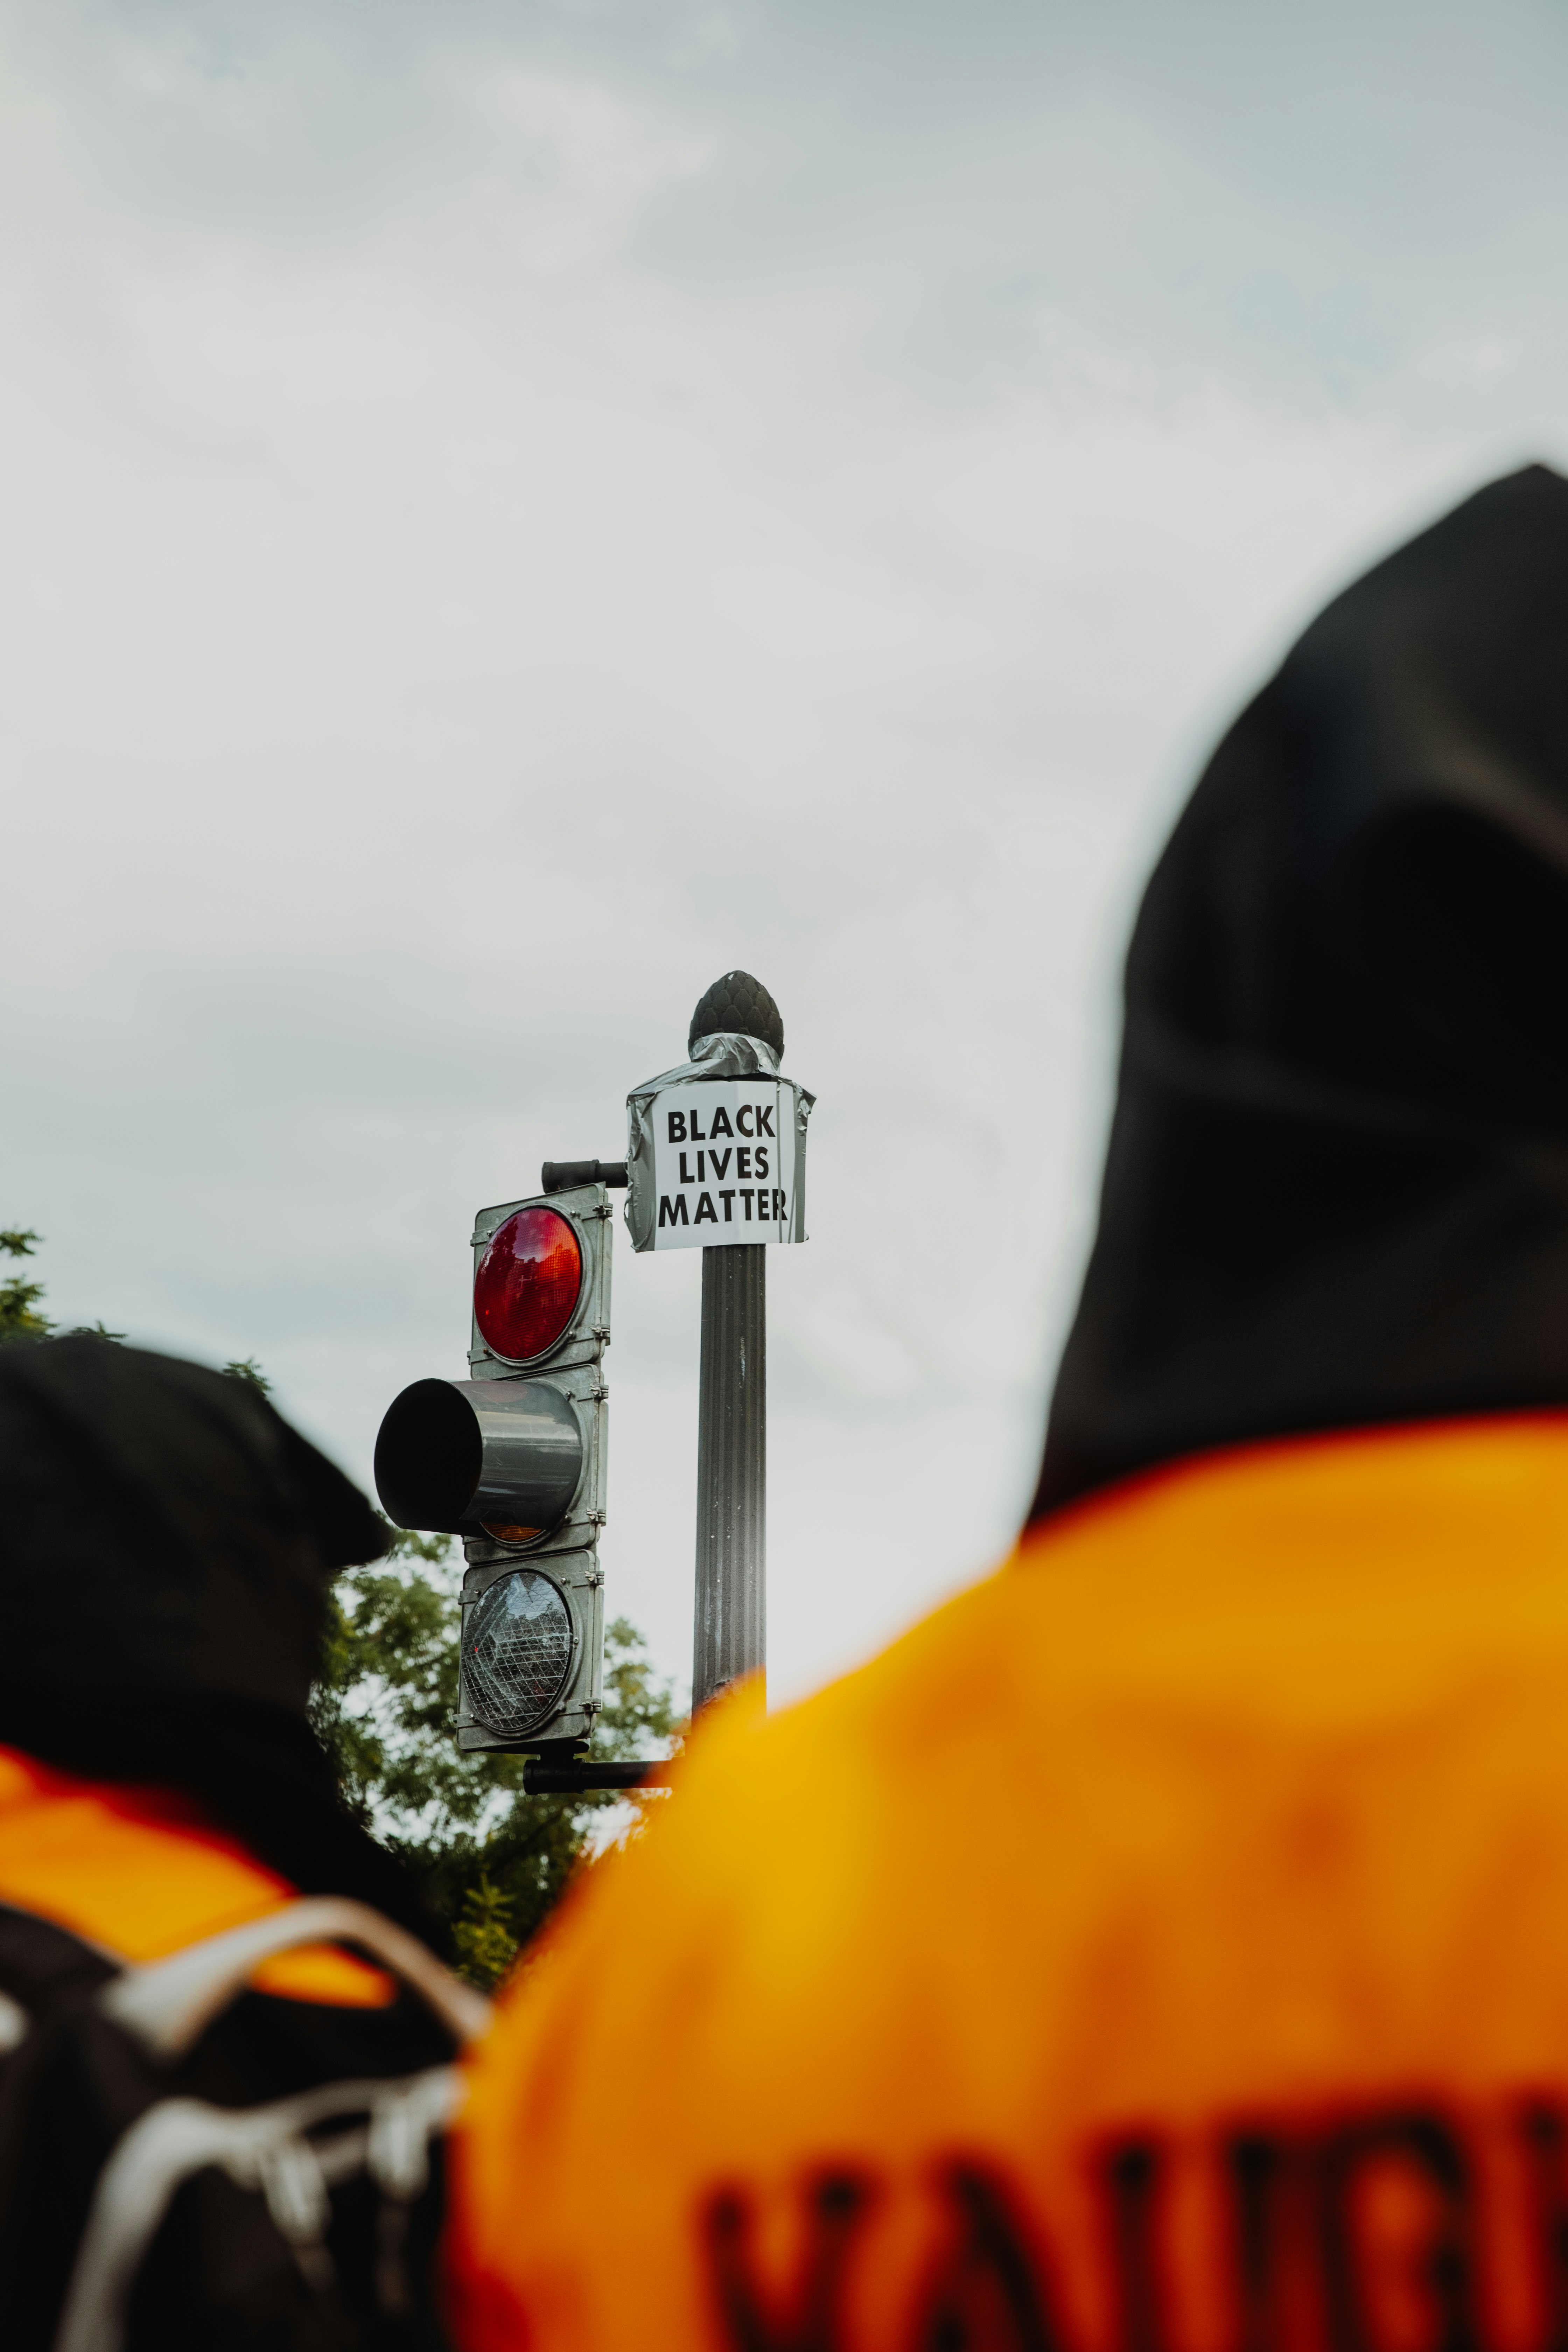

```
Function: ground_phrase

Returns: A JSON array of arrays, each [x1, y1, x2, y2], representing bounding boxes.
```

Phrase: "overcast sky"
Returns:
[[4, 0, 1568, 1703]]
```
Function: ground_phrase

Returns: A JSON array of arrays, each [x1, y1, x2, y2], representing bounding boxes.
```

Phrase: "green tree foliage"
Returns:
[[0, 1231, 51, 1343], [6, 1223, 680, 1989], [1, 1231, 123, 1345], [313, 1527, 679, 1987]]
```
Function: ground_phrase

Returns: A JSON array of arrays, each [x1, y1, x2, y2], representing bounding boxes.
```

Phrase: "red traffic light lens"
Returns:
[[474, 1208, 583, 1363]]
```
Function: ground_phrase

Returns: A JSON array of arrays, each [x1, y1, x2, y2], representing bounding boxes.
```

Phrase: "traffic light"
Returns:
[[374, 1180, 612, 1756]]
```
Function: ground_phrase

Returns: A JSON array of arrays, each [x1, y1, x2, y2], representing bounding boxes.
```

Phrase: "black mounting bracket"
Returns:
[[541, 1160, 628, 1194], [523, 1757, 674, 1794]]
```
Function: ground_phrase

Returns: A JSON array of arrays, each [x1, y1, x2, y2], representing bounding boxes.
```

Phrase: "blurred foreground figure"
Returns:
[[448, 464, 1568, 2351], [0, 1337, 485, 2350]]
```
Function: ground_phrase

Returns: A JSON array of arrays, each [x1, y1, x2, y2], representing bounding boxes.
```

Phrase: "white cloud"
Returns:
[[2, 0, 1566, 1699]]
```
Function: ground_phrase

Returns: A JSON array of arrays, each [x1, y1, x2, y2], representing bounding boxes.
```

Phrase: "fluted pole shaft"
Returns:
[[693, 1243, 766, 1709]]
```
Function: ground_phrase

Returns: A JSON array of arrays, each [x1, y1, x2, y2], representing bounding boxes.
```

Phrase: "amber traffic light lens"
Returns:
[[474, 1208, 583, 1363]]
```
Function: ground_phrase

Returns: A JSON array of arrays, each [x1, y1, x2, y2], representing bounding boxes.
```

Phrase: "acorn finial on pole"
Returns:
[[689, 971, 784, 1061]]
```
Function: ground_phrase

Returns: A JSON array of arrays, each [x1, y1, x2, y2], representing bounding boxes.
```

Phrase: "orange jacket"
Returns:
[[0, 1744, 390, 2008], [446, 1413, 1568, 2351]]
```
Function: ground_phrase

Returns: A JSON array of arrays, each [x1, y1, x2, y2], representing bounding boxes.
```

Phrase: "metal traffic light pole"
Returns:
[[693, 1239, 766, 1710], [686, 974, 784, 1713]]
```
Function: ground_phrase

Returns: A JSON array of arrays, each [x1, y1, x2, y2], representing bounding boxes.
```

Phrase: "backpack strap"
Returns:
[[53, 1904, 486, 2352], [99, 1895, 490, 2056], [54, 2065, 464, 2352]]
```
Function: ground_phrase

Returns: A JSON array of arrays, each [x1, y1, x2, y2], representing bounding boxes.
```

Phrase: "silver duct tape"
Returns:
[[624, 1031, 814, 1253], [791, 1076, 813, 1243]]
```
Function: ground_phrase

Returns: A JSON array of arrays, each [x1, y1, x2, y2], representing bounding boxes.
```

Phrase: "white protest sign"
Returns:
[[645, 1077, 797, 1252], [625, 1036, 813, 1254]]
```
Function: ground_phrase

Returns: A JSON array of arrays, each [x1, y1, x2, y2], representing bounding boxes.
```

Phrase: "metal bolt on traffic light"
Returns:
[[374, 1180, 615, 1756]]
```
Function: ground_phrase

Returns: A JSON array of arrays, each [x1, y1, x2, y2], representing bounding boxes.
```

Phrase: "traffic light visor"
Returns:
[[464, 1566, 575, 1738], [374, 1377, 584, 1536], [474, 1207, 583, 1363]]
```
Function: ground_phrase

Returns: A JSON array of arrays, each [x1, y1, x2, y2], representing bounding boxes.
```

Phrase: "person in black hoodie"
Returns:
[[1038, 458, 1568, 1509], [445, 465, 1568, 2352], [0, 1335, 479, 2350]]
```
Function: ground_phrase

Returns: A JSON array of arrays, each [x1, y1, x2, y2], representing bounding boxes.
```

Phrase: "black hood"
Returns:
[[1034, 462, 1568, 1517], [0, 1338, 434, 1942]]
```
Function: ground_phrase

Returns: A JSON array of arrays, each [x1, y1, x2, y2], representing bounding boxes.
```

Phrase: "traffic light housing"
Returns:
[[374, 1181, 612, 1755]]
